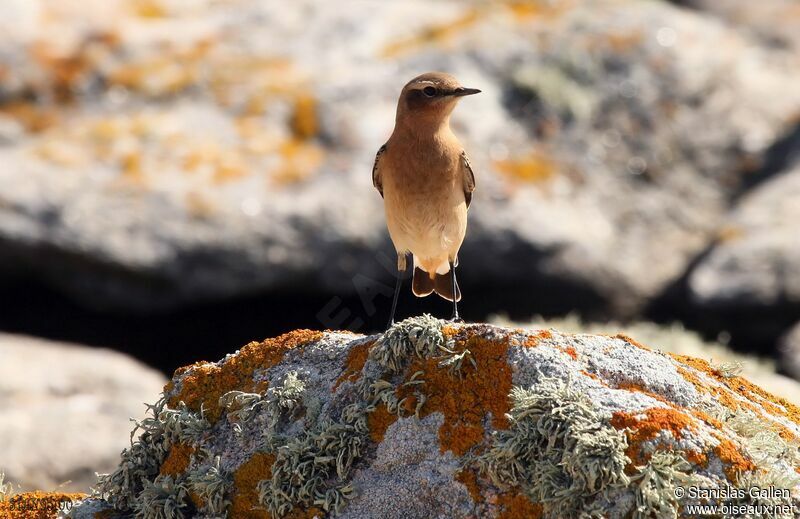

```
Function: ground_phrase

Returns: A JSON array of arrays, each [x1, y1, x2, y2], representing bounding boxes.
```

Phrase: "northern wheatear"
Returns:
[[372, 72, 480, 326]]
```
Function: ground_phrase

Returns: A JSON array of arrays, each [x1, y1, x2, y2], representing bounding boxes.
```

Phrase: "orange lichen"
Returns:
[[580, 370, 606, 384], [363, 328, 514, 455], [725, 376, 800, 426], [399, 331, 513, 456], [168, 330, 323, 423], [441, 324, 460, 338], [562, 345, 578, 360], [691, 410, 724, 430], [522, 329, 552, 347], [131, 0, 167, 18], [611, 408, 700, 469], [615, 381, 671, 406], [497, 492, 543, 519], [381, 10, 481, 58], [0, 492, 86, 519], [685, 449, 709, 467], [367, 404, 397, 443], [272, 139, 324, 185], [334, 339, 374, 390], [717, 225, 745, 243], [0, 103, 59, 133], [495, 153, 556, 184], [671, 354, 800, 432], [159, 443, 194, 476], [189, 491, 204, 510], [107, 39, 212, 97], [230, 451, 276, 519], [505, 0, 572, 19], [290, 94, 319, 140], [455, 468, 483, 503], [614, 333, 651, 351], [284, 506, 324, 519], [714, 438, 756, 482]]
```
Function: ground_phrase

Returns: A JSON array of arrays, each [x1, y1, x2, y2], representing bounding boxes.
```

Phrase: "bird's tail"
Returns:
[[412, 267, 434, 298], [412, 265, 461, 302]]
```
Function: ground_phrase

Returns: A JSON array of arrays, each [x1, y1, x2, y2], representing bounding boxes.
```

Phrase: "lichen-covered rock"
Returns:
[[71, 317, 800, 518], [495, 314, 800, 401]]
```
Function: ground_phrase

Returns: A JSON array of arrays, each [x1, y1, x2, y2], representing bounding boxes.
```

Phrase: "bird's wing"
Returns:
[[372, 143, 387, 198], [461, 150, 476, 208]]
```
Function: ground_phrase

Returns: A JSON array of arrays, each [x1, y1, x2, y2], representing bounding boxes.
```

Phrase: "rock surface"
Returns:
[[674, 0, 800, 52], [71, 317, 800, 518], [689, 164, 800, 311], [779, 322, 800, 382], [0, 333, 166, 493], [687, 162, 800, 343], [1, 0, 800, 323], [495, 314, 800, 406]]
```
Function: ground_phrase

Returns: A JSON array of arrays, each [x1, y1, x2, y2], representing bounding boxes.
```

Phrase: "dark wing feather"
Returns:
[[372, 143, 387, 198], [461, 150, 476, 208]]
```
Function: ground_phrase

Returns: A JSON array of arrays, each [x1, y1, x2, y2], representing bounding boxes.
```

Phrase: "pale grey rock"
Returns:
[[0, 333, 166, 493], [779, 322, 800, 381], [690, 164, 800, 310], [341, 414, 473, 519], [674, 0, 800, 52], [1, 0, 800, 320]]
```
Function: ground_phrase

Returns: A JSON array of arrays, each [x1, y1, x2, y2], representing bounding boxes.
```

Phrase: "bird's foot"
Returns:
[[449, 315, 464, 323]]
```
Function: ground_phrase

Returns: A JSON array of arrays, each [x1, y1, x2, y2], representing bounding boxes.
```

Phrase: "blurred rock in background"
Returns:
[[0, 333, 165, 492], [0, 0, 798, 374]]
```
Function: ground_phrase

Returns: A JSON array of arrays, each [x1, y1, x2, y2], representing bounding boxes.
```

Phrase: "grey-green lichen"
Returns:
[[711, 360, 744, 379], [631, 450, 696, 519], [724, 409, 800, 468], [220, 370, 307, 435], [369, 313, 447, 374], [0, 472, 13, 501], [134, 474, 190, 519], [94, 397, 209, 512], [256, 315, 447, 516], [187, 455, 231, 516], [728, 468, 800, 519], [257, 418, 360, 516], [474, 378, 631, 515]]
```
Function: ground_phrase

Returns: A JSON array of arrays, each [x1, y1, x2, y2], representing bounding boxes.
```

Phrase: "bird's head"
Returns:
[[396, 72, 480, 128]]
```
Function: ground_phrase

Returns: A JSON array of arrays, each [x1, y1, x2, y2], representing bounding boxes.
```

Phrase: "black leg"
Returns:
[[387, 254, 407, 329], [450, 260, 462, 322]]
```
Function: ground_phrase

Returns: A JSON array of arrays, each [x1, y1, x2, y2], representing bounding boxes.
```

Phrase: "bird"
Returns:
[[372, 72, 480, 327]]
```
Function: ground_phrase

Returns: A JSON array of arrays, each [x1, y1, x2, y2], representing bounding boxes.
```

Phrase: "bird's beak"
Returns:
[[451, 87, 481, 97]]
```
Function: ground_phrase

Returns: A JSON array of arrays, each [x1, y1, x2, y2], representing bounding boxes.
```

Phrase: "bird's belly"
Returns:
[[384, 188, 467, 260]]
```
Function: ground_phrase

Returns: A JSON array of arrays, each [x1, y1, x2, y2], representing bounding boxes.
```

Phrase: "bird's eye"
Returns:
[[422, 86, 437, 97]]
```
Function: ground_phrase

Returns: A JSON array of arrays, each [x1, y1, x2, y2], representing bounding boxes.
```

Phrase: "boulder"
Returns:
[[672, 0, 800, 52], [0, 333, 166, 493], [71, 317, 800, 518], [1, 0, 800, 320], [688, 163, 800, 349], [779, 322, 800, 382]]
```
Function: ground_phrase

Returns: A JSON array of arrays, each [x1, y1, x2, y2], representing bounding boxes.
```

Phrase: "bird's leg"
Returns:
[[449, 260, 462, 322], [387, 253, 407, 329]]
